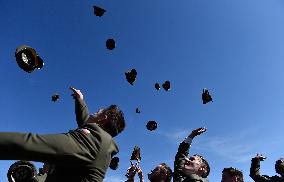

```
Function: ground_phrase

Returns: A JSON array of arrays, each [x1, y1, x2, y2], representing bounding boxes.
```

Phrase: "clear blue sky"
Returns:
[[1, 0, 284, 181]]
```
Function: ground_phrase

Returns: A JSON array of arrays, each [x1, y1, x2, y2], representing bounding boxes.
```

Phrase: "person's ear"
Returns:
[[98, 114, 108, 122]]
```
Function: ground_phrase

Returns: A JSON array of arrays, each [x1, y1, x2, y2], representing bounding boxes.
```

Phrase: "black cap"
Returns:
[[51, 94, 60, 102], [130, 145, 141, 161], [202, 88, 213, 104], [125, 69, 137, 85], [136, 108, 140, 113], [146, 120, 157, 131], [7, 161, 37, 182], [155, 83, 160, 90], [106, 39, 116, 50], [15, 45, 44, 73], [162, 81, 171, 91], [93, 6, 106, 17], [109, 157, 119, 170]]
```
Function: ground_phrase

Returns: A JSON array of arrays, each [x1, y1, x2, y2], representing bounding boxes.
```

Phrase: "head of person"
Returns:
[[148, 163, 172, 182], [89, 105, 125, 137], [182, 154, 210, 178], [221, 167, 244, 182], [275, 158, 284, 176]]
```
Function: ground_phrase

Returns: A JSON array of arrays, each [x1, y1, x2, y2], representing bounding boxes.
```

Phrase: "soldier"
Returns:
[[125, 162, 172, 182], [147, 163, 173, 182], [0, 87, 126, 182], [221, 167, 244, 182], [173, 127, 210, 182], [250, 154, 284, 182]]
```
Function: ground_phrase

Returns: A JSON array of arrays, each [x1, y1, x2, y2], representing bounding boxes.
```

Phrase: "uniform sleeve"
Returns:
[[173, 141, 191, 182], [75, 98, 90, 127], [250, 158, 271, 182]]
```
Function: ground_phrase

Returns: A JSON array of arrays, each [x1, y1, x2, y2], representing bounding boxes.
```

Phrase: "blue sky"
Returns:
[[1, 0, 284, 181]]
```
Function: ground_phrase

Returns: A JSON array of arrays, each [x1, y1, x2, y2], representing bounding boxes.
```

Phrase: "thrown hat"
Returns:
[[155, 83, 160, 90], [106, 39, 116, 50], [109, 157, 120, 170], [125, 69, 137, 85], [130, 145, 141, 162], [7, 161, 37, 182], [146, 120, 157, 131], [15, 45, 44, 73], [51, 94, 60, 102], [202, 88, 213, 104], [136, 108, 141, 113], [93, 6, 106, 17], [162, 81, 171, 91]]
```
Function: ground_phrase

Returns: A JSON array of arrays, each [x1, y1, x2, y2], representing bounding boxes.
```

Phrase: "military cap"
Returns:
[[7, 160, 37, 182], [146, 120, 157, 131], [93, 6, 106, 17], [15, 45, 44, 73], [109, 157, 120, 170]]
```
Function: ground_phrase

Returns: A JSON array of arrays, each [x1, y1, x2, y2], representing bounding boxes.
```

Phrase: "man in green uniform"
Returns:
[[250, 154, 284, 182], [221, 167, 244, 182], [173, 127, 210, 182], [125, 162, 172, 182], [0, 87, 126, 182]]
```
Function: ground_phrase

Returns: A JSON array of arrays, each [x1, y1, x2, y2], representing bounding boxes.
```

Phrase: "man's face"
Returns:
[[87, 108, 107, 125], [182, 155, 203, 176], [148, 165, 167, 182]]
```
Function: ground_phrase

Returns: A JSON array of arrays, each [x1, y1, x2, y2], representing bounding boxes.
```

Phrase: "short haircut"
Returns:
[[159, 163, 173, 182], [103, 105, 126, 137], [222, 167, 244, 182], [193, 154, 210, 178]]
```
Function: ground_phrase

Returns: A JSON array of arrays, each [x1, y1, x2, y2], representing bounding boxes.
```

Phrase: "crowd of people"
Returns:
[[2, 88, 284, 182]]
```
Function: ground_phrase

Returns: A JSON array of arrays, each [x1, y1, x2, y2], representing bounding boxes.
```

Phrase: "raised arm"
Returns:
[[173, 127, 206, 181], [70, 87, 90, 127], [250, 154, 271, 182]]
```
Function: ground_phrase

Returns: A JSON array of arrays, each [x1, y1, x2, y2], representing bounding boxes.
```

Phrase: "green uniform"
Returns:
[[250, 158, 284, 182], [173, 142, 209, 182], [1, 98, 119, 182]]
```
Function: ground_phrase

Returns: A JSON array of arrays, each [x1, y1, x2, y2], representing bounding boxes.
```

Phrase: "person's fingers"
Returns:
[[70, 87, 76, 91]]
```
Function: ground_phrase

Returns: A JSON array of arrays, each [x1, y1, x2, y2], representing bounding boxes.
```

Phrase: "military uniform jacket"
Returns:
[[173, 142, 209, 182], [250, 158, 284, 182], [44, 98, 119, 182]]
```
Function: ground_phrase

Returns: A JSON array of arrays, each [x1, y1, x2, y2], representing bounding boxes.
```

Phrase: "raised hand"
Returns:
[[190, 127, 207, 138], [136, 166, 144, 179], [254, 153, 267, 161], [70, 87, 84, 100], [125, 161, 137, 179]]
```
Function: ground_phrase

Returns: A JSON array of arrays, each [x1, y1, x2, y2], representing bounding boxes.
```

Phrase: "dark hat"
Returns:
[[136, 108, 140, 113], [7, 160, 37, 182], [125, 69, 137, 85], [109, 157, 120, 170], [93, 6, 106, 17], [155, 83, 160, 90], [15, 45, 44, 73], [162, 81, 171, 91], [146, 120, 157, 131], [130, 145, 141, 161], [202, 88, 213, 104], [106, 39, 116, 50], [51, 94, 60, 102]]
